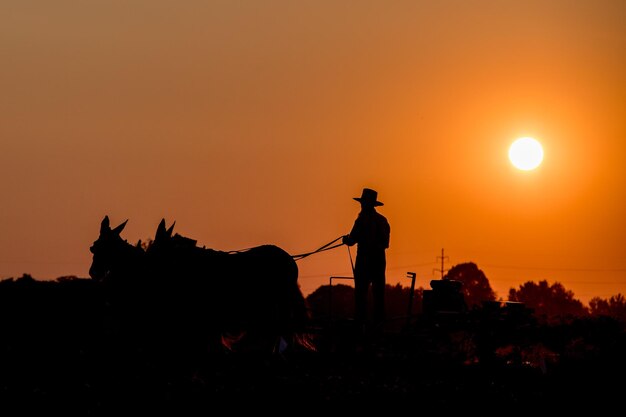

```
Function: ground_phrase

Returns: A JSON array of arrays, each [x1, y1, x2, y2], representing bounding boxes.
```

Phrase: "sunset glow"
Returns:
[[0, 1, 625, 305]]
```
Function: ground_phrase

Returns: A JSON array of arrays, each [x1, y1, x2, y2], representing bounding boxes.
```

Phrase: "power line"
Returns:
[[387, 262, 437, 271], [482, 264, 626, 273]]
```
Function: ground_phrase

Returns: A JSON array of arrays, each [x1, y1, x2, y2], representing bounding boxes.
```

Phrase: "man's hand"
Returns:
[[342, 234, 355, 246]]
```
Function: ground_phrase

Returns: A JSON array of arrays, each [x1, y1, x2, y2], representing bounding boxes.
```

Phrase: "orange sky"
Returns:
[[1, 1, 624, 304]]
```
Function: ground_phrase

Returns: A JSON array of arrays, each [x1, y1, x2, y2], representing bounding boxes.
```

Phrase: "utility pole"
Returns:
[[434, 248, 449, 279]]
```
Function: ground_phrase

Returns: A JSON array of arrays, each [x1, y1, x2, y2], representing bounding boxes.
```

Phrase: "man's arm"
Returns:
[[342, 217, 361, 246]]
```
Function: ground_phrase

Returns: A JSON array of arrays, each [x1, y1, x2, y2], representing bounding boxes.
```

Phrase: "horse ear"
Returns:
[[156, 219, 167, 241], [112, 219, 128, 235], [100, 216, 110, 233], [166, 221, 176, 237]]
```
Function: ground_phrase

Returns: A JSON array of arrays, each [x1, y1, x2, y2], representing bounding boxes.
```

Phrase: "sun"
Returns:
[[508, 137, 544, 170]]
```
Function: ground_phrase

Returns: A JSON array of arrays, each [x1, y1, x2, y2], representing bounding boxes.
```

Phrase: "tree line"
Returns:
[[306, 262, 626, 324], [2, 260, 625, 325]]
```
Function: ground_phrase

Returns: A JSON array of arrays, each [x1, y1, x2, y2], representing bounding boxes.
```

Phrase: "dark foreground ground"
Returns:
[[1, 311, 625, 415]]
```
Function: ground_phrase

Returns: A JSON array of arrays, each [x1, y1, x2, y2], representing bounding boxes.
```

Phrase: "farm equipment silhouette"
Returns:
[[413, 277, 538, 366], [321, 274, 538, 367]]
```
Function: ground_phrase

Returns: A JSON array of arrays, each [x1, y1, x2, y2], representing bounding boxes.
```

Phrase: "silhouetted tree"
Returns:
[[385, 283, 424, 321], [307, 283, 354, 321], [589, 294, 626, 322], [443, 262, 496, 309], [508, 280, 588, 323]]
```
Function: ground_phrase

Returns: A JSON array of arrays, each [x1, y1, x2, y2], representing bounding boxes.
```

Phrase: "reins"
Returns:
[[291, 236, 346, 261], [222, 235, 348, 261]]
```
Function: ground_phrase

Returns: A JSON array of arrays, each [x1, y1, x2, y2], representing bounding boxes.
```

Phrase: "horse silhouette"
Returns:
[[89, 216, 312, 361]]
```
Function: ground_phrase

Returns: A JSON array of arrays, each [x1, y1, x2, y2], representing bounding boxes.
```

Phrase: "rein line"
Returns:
[[222, 235, 347, 261], [292, 236, 346, 261]]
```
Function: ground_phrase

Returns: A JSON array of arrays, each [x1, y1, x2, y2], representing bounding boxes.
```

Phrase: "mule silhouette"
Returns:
[[89, 216, 312, 368]]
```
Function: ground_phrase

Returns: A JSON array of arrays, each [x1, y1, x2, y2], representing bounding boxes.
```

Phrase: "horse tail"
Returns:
[[275, 258, 317, 352], [286, 283, 317, 352]]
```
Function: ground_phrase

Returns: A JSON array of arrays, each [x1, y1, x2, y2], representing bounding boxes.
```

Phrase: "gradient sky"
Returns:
[[1, 1, 624, 304]]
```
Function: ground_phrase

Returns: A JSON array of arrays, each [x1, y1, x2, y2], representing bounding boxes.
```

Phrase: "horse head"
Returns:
[[157, 219, 198, 247], [147, 219, 199, 260], [89, 215, 143, 282]]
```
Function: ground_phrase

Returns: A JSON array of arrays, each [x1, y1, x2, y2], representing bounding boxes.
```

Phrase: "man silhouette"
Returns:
[[343, 188, 390, 330]]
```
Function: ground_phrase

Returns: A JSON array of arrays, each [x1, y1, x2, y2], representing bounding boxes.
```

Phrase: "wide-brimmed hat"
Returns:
[[353, 188, 384, 206]]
